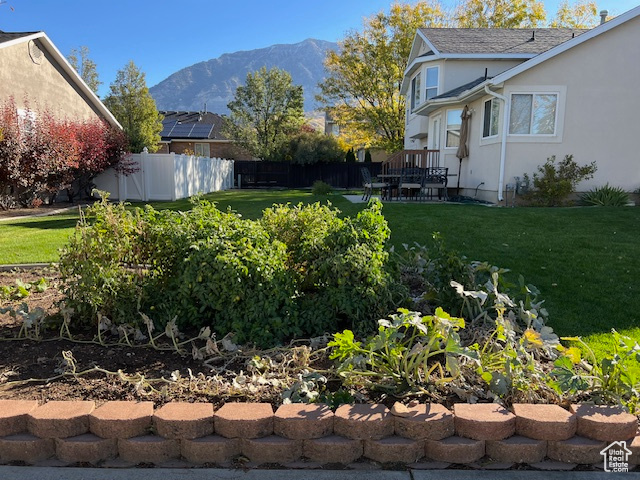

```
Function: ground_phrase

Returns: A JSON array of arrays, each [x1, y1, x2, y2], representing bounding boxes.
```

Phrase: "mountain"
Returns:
[[149, 38, 337, 114]]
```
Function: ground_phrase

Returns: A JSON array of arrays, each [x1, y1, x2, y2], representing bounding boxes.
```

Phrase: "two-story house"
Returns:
[[401, 6, 640, 202]]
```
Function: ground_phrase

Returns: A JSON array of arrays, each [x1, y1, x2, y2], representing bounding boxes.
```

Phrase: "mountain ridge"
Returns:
[[149, 38, 337, 114]]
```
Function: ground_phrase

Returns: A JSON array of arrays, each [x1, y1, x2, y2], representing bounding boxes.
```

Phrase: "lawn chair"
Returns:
[[422, 167, 448, 200], [361, 167, 387, 201], [398, 167, 424, 201]]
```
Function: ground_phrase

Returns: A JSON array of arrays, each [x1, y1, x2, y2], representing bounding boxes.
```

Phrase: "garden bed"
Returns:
[[0, 268, 304, 407]]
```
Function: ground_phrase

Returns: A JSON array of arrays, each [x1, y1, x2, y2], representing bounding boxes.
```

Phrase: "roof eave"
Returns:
[[414, 80, 491, 115], [490, 5, 640, 85]]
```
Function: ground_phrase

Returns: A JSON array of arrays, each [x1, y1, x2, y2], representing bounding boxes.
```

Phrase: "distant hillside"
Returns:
[[149, 38, 337, 114]]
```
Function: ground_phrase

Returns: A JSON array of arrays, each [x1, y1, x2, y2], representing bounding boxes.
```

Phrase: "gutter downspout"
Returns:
[[484, 85, 510, 202]]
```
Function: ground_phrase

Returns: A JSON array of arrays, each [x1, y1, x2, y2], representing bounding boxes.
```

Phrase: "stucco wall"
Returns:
[[499, 16, 640, 193], [436, 16, 640, 201], [0, 39, 101, 121]]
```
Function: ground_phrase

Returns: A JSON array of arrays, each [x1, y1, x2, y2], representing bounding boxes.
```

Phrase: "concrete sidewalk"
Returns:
[[0, 467, 637, 480]]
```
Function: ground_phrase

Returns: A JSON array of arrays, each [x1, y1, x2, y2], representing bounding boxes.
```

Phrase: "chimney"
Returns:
[[600, 10, 608, 25]]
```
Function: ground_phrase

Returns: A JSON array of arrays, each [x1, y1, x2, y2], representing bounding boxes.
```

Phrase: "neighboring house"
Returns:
[[401, 6, 640, 202], [0, 30, 120, 128], [157, 110, 252, 160]]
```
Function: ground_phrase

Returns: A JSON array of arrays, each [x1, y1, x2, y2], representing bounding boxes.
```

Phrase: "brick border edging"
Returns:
[[0, 400, 637, 468]]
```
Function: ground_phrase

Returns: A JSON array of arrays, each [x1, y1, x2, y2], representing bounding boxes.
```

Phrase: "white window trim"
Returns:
[[482, 98, 500, 139], [194, 142, 211, 157], [411, 71, 422, 112], [428, 113, 441, 150], [425, 66, 439, 101], [501, 85, 566, 144], [444, 108, 463, 150], [507, 91, 560, 137]]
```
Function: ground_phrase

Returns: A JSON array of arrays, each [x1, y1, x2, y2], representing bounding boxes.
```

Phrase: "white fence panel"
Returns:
[[94, 153, 234, 202], [145, 153, 175, 201]]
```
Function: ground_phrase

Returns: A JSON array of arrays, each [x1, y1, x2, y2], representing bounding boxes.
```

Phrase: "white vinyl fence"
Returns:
[[94, 152, 234, 201]]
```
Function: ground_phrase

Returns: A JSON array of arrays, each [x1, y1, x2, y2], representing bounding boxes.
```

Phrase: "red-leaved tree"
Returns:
[[0, 97, 132, 208]]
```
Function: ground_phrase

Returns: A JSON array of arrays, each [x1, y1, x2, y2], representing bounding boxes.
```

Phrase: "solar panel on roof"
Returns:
[[189, 124, 214, 138], [168, 124, 196, 137]]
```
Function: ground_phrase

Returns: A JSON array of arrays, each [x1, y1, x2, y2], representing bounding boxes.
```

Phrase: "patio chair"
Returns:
[[398, 167, 424, 201], [361, 167, 388, 201], [422, 167, 449, 200]]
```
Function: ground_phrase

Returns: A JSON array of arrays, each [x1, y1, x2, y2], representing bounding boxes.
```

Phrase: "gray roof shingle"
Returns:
[[419, 28, 587, 55], [432, 76, 491, 100], [0, 30, 40, 44]]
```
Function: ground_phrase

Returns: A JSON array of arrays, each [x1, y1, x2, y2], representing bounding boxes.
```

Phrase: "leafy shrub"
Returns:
[[311, 180, 332, 195], [579, 184, 630, 206], [329, 308, 477, 394], [261, 200, 400, 336], [285, 131, 344, 165], [59, 196, 149, 325], [345, 149, 356, 163], [0, 98, 131, 208], [551, 331, 640, 412], [522, 155, 597, 206], [59, 197, 398, 347], [171, 216, 296, 346], [391, 234, 474, 315]]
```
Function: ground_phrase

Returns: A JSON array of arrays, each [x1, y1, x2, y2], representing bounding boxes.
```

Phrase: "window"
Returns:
[[483, 98, 500, 138], [425, 67, 439, 100], [509, 93, 557, 135], [446, 109, 462, 148], [194, 143, 211, 157], [17, 108, 37, 135], [411, 72, 421, 110]]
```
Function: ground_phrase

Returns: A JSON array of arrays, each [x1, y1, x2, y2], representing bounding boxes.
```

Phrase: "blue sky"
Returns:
[[1, 0, 638, 98]]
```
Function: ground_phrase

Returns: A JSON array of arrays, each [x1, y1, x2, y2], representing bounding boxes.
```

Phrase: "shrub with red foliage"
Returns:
[[0, 97, 132, 208]]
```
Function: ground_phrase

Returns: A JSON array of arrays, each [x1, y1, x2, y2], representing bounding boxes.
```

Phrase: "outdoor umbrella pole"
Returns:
[[455, 105, 471, 197]]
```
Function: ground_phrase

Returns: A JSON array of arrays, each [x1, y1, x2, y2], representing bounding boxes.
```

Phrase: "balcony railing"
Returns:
[[382, 149, 440, 174]]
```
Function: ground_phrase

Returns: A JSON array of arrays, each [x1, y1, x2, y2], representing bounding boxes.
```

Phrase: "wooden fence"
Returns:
[[233, 161, 382, 189]]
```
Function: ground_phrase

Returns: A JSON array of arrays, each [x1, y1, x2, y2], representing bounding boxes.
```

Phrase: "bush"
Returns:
[[522, 155, 597, 206], [0, 98, 131, 208], [286, 131, 344, 165], [311, 180, 332, 195], [579, 184, 630, 206], [59, 197, 399, 346], [261, 200, 400, 336], [345, 149, 356, 163]]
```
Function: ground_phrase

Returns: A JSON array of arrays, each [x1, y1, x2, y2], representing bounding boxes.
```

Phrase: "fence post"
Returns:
[[171, 153, 177, 201], [141, 150, 150, 201]]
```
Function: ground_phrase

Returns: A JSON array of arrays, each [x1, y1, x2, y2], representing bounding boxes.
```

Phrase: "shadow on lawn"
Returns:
[[4, 217, 78, 231]]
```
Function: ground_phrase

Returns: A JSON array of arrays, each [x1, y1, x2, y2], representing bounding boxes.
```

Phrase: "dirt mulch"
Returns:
[[0, 202, 78, 220], [0, 268, 289, 408]]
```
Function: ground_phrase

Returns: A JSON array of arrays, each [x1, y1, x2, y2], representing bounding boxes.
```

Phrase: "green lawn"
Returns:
[[1, 190, 638, 361]]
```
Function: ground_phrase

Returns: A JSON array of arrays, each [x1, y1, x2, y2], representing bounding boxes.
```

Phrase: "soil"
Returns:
[[0, 202, 77, 220], [0, 268, 297, 408]]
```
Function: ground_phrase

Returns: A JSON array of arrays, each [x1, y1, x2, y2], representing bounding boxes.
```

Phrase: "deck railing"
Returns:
[[382, 149, 440, 174]]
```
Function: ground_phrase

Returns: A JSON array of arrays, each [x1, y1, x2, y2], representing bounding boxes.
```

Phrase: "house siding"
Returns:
[[0, 39, 102, 121], [161, 140, 253, 160], [443, 15, 640, 201], [499, 15, 640, 193]]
